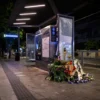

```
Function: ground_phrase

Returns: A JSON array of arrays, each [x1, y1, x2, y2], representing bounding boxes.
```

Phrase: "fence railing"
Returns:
[[76, 50, 100, 67]]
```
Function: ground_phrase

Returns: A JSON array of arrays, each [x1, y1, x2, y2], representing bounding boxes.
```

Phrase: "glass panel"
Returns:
[[26, 33, 35, 61]]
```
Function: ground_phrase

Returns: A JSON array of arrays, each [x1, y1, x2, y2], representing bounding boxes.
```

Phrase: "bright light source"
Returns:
[[4, 34, 18, 38], [25, 4, 45, 8], [13, 22, 26, 25], [16, 18, 31, 21], [19, 12, 37, 16]]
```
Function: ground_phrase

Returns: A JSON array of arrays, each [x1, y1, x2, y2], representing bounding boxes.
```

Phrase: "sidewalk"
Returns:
[[0, 63, 17, 100], [2, 59, 100, 100]]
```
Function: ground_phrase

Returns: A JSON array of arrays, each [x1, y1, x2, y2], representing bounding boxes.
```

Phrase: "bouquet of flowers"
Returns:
[[46, 59, 94, 84]]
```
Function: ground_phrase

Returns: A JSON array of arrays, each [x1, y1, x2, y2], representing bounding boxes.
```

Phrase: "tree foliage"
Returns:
[[0, 0, 25, 51], [0, 0, 14, 32], [84, 40, 99, 50]]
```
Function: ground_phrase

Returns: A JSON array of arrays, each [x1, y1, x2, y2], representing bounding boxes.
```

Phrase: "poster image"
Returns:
[[59, 16, 73, 61], [42, 37, 49, 58]]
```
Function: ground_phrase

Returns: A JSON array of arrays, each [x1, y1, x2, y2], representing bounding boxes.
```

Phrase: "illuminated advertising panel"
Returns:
[[42, 37, 49, 58], [58, 15, 74, 61]]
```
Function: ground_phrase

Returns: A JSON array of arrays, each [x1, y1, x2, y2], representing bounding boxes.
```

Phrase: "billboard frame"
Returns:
[[57, 14, 75, 61]]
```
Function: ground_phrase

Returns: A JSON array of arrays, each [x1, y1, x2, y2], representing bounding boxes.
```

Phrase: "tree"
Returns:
[[84, 40, 99, 50], [0, 0, 14, 33], [0, 0, 26, 57], [0, 0, 15, 56]]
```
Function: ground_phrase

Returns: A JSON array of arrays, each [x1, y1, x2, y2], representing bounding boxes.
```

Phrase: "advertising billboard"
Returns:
[[58, 15, 74, 61], [42, 37, 49, 58]]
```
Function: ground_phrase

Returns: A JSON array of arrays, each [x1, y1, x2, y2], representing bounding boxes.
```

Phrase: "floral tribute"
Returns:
[[46, 59, 94, 84]]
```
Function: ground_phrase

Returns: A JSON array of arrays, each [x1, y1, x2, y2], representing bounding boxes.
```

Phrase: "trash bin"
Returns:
[[15, 52, 20, 61]]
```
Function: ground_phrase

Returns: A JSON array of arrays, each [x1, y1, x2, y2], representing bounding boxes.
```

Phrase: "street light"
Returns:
[[19, 12, 37, 16], [13, 22, 26, 25], [24, 4, 45, 8], [16, 18, 31, 21]]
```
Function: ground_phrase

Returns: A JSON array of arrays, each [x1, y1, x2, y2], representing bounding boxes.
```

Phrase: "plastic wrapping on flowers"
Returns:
[[46, 59, 94, 84]]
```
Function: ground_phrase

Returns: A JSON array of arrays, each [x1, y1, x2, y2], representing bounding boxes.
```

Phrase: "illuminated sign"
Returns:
[[51, 27, 57, 42], [4, 34, 18, 38]]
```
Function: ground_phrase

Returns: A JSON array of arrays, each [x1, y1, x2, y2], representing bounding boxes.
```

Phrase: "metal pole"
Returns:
[[39, 15, 56, 28], [26, 33, 28, 61], [47, 0, 58, 15], [75, 10, 100, 22], [72, 17, 75, 64], [67, 1, 88, 15], [18, 28, 20, 53], [81, 51, 84, 66], [15, 27, 20, 61]]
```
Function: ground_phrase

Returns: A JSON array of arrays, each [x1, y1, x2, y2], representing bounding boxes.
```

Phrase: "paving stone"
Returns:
[[0, 62, 37, 100], [1, 59, 100, 100], [0, 64, 18, 100]]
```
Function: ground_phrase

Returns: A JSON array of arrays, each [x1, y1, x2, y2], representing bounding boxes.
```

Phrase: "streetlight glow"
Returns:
[[19, 12, 37, 16], [16, 18, 31, 21], [24, 4, 45, 8], [13, 22, 26, 25]]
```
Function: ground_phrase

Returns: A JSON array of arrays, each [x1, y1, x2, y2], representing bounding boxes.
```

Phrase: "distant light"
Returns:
[[25, 4, 45, 8], [36, 44, 39, 49], [13, 22, 26, 25], [16, 18, 31, 21], [52, 27, 56, 31], [4, 34, 18, 38], [20, 48, 22, 51], [19, 12, 37, 16]]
